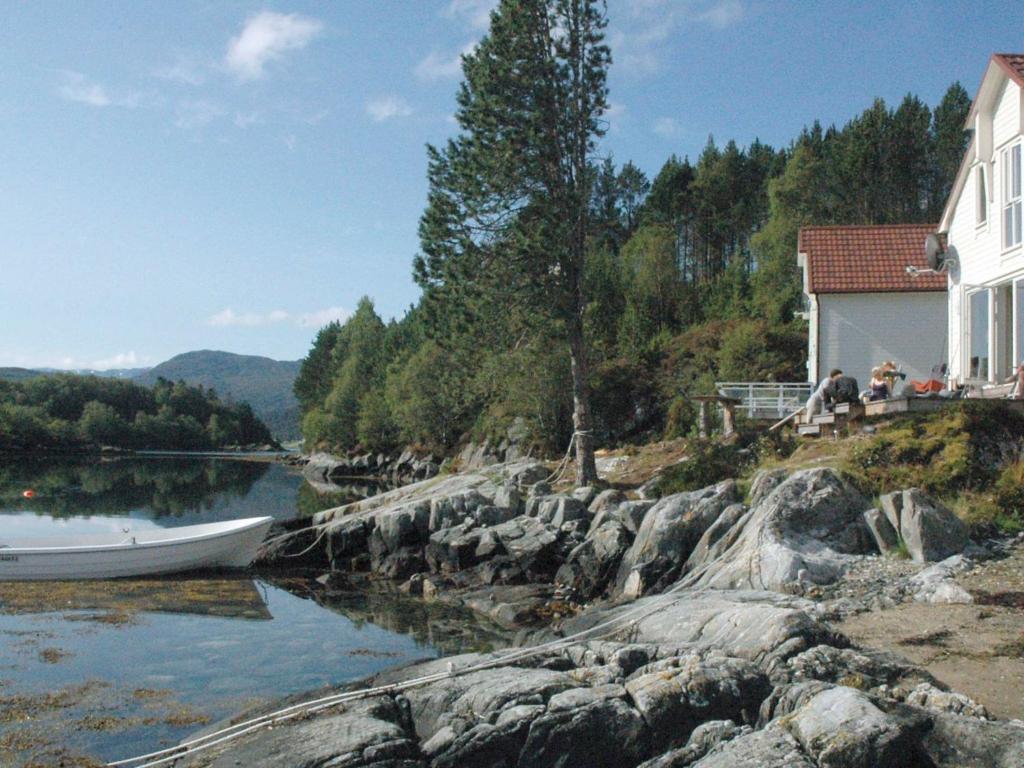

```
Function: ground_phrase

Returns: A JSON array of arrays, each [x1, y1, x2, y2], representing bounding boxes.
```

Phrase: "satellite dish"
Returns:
[[925, 233, 946, 271]]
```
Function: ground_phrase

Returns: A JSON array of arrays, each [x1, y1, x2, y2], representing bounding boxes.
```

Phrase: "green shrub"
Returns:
[[652, 440, 751, 496]]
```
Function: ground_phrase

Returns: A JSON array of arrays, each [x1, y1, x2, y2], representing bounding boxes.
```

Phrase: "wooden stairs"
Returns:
[[796, 402, 864, 437]]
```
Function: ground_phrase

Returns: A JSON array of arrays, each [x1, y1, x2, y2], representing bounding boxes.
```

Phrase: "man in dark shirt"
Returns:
[[824, 371, 860, 408]]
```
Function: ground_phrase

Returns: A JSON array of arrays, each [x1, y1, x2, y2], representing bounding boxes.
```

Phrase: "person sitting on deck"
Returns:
[[1008, 362, 1024, 400], [824, 371, 860, 410], [806, 369, 842, 417], [862, 367, 890, 403]]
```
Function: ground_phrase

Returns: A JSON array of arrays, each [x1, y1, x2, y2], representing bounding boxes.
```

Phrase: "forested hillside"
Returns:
[[135, 351, 302, 441], [294, 5, 970, 460], [0, 374, 274, 451]]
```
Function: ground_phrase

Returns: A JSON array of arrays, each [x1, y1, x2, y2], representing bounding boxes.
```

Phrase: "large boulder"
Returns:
[[688, 468, 873, 591], [899, 489, 970, 563], [863, 508, 900, 555], [492, 517, 561, 580], [555, 520, 633, 599], [624, 652, 769, 752], [549, 590, 832, 668], [536, 495, 589, 528], [178, 695, 423, 768], [780, 685, 926, 768], [615, 481, 737, 596]]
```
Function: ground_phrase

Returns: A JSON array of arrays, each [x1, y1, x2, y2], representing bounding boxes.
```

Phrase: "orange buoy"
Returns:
[[22, 490, 35, 499]]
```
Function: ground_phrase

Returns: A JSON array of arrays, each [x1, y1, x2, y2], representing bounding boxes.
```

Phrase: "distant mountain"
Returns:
[[134, 350, 302, 440], [0, 367, 46, 382], [0, 366, 150, 381]]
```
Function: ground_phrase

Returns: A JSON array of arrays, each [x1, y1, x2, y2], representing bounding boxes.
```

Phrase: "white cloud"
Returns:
[[415, 39, 479, 82], [444, 0, 497, 30], [58, 71, 139, 108], [225, 11, 323, 81], [366, 95, 413, 122], [298, 306, 349, 328], [283, 134, 297, 151], [175, 98, 225, 129], [207, 307, 349, 329], [611, 0, 745, 76], [90, 351, 145, 370], [154, 55, 205, 86], [415, 50, 464, 81], [653, 117, 681, 137], [697, 0, 745, 28], [208, 308, 289, 327], [233, 110, 261, 128]]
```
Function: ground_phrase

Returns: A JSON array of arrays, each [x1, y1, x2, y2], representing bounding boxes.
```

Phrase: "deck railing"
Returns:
[[715, 381, 813, 420]]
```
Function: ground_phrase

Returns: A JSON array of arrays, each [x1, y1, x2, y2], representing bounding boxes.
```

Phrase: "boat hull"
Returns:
[[0, 517, 274, 581]]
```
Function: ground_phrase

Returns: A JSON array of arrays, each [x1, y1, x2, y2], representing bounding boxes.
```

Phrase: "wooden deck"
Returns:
[[795, 396, 1024, 437]]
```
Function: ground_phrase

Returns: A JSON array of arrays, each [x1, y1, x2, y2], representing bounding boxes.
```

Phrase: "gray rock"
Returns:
[[537, 495, 589, 528], [492, 516, 560, 578], [899, 489, 970, 563], [782, 686, 925, 768], [684, 503, 748, 574], [616, 500, 655, 535], [689, 723, 814, 767], [637, 720, 748, 768], [572, 486, 600, 507], [474, 504, 519, 527], [921, 710, 1024, 767], [864, 508, 900, 555], [555, 521, 632, 598], [909, 555, 974, 604], [688, 469, 873, 591], [550, 590, 831, 668], [906, 683, 988, 719], [747, 468, 787, 507], [589, 488, 628, 516], [880, 490, 904, 534], [616, 481, 737, 596], [178, 695, 423, 768], [518, 695, 649, 768], [625, 653, 769, 752], [493, 483, 523, 515]]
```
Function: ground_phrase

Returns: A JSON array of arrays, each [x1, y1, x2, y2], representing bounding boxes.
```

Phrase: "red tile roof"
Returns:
[[799, 224, 947, 294], [994, 53, 1024, 90]]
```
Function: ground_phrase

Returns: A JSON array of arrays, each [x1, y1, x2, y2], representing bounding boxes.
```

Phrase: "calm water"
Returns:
[[0, 456, 505, 766]]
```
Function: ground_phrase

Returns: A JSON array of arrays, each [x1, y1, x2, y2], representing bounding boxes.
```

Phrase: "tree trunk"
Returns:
[[568, 314, 598, 487]]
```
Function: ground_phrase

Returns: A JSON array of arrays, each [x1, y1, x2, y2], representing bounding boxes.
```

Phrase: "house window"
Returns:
[[977, 165, 987, 224], [969, 290, 990, 380], [1002, 143, 1022, 249]]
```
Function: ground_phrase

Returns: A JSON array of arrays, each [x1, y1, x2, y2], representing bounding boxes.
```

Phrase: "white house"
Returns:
[[798, 224, 948, 385], [942, 53, 1024, 387]]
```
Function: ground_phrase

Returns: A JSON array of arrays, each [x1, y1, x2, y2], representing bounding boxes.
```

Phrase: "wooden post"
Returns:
[[722, 401, 737, 437]]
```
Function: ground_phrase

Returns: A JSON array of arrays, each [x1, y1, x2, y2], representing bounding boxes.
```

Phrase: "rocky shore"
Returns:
[[185, 460, 1024, 766]]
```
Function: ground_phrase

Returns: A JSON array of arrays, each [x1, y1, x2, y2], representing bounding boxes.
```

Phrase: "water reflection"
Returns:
[[266, 574, 510, 656], [0, 455, 271, 518], [0, 575, 272, 620]]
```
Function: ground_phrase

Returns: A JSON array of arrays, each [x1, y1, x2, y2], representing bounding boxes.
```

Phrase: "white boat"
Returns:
[[0, 517, 274, 581]]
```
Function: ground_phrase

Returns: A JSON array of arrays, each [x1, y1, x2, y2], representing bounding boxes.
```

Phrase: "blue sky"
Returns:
[[0, 0, 1020, 368]]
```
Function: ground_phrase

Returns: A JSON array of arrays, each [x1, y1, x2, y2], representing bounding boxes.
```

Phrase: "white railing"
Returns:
[[715, 381, 813, 420]]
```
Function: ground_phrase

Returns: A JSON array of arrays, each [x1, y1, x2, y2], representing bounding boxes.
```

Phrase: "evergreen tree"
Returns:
[[414, 0, 610, 485]]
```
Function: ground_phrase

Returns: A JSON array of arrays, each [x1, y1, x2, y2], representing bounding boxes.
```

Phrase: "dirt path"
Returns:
[[838, 543, 1024, 720]]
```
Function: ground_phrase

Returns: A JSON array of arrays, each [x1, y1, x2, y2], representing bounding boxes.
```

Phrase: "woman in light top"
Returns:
[[864, 367, 890, 402]]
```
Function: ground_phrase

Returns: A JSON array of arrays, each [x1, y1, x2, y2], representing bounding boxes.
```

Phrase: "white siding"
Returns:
[[947, 73, 1024, 383], [818, 292, 948, 385]]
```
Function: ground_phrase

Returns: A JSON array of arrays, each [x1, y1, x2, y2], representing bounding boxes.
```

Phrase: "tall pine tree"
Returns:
[[414, 0, 610, 484]]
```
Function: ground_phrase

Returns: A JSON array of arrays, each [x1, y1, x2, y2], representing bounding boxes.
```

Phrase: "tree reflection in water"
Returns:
[[0, 456, 270, 518]]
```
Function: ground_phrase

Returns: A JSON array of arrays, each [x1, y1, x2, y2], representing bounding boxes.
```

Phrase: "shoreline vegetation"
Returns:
[[0, 373, 277, 454]]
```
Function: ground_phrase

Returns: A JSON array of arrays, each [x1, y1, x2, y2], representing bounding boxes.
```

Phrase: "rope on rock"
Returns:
[[544, 429, 592, 486], [108, 562, 721, 768]]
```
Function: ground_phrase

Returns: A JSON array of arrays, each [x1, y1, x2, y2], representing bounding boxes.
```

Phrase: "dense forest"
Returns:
[[0, 374, 274, 451], [295, 2, 970, 460]]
